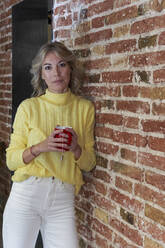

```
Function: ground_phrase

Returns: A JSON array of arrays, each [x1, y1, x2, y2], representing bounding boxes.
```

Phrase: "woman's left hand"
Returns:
[[66, 128, 82, 160]]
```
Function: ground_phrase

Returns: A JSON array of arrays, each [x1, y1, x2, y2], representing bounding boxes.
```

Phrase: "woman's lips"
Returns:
[[53, 80, 63, 84]]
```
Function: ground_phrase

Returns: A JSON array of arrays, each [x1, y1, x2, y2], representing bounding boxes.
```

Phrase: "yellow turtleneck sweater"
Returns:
[[6, 89, 96, 194]]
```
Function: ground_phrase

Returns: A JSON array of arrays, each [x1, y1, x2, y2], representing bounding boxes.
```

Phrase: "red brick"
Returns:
[[83, 86, 120, 98], [111, 161, 143, 181], [0, 107, 10, 115], [84, 58, 110, 70], [105, 6, 138, 25], [153, 69, 165, 83], [75, 29, 112, 46], [0, 114, 10, 123], [87, 0, 113, 17], [0, 68, 11, 75], [84, 74, 100, 84], [102, 71, 133, 83], [123, 116, 139, 129], [95, 234, 108, 248], [114, 233, 137, 248], [148, 136, 165, 152], [96, 113, 123, 126], [95, 126, 113, 139], [56, 15, 72, 27], [94, 100, 115, 112], [96, 141, 119, 155], [96, 127, 147, 147], [92, 169, 111, 183], [93, 218, 113, 240], [141, 119, 165, 133], [54, 29, 70, 39], [152, 102, 165, 116], [93, 180, 107, 196], [111, 217, 143, 245], [0, 123, 11, 133], [109, 189, 144, 214], [93, 193, 116, 212], [75, 195, 94, 214], [135, 183, 165, 209], [121, 148, 137, 163], [54, 5, 67, 15], [92, 16, 105, 28], [129, 51, 165, 67], [0, 131, 11, 142], [105, 39, 136, 54], [115, 176, 133, 193], [159, 31, 165, 45], [138, 151, 165, 171], [113, 130, 147, 147], [116, 100, 150, 114], [145, 171, 165, 191], [96, 155, 108, 169], [114, 0, 131, 8], [77, 223, 93, 241], [131, 14, 165, 34], [123, 85, 139, 97], [137, 217, 165, 243]]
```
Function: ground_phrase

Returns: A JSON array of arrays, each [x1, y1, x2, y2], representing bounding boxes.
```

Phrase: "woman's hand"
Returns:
[[23, 127, 82, 164], [66, 128, 82, 160], [37, 129, 70, 153]]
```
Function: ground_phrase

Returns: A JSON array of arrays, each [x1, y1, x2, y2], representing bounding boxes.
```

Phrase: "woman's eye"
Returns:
[[44, 65, 52, 70], [59, 62, 66, 67]]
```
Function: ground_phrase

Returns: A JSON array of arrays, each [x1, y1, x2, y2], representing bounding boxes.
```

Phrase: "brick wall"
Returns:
[[0, 1, 23, 247], [53, 0, 165, 247]]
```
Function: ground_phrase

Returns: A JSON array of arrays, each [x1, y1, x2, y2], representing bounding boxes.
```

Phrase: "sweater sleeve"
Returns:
[[76, 102, 96, 171], [6, 102, 29, 171]]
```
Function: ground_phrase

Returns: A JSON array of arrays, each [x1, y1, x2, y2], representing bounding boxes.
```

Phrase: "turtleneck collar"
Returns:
[[42, 88, 74, 106]]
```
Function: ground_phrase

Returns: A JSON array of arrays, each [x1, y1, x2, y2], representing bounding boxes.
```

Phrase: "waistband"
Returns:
[[19, 176, 74, 188]]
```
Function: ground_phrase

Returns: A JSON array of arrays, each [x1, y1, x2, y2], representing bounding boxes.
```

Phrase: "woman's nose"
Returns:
[[53, 65, 60, 76]]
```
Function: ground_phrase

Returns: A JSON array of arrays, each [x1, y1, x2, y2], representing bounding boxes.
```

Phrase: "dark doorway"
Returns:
[[12, 0, 52, 121]]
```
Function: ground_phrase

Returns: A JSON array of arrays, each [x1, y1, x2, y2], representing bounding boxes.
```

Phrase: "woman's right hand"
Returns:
[[37, 129, 70, 154]]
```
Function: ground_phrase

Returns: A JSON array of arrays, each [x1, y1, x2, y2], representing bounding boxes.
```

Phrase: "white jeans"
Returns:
[[3, 177, 79, 248]]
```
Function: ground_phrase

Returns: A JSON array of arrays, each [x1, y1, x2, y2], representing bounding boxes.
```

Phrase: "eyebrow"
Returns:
[[43, 63, 51, 66], [43, 60, 65, 66]]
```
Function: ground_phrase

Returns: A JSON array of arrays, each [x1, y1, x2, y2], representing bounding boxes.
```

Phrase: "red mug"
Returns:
[[54, 126, 72, 151]]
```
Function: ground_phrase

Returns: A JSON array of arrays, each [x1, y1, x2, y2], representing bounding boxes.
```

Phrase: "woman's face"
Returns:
[[41, 51, 71, 94]]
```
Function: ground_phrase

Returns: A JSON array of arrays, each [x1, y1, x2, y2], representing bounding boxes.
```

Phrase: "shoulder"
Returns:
[[73, 94, 95, 110], [16, 96, 41, 113], [19, 96, 41, 107]]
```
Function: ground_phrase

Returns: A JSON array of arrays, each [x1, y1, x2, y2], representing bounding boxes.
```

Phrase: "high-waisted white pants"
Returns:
[[2, 177, 79, 248]]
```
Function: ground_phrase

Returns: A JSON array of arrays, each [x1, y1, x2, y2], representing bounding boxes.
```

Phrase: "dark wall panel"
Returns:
[[12, 0, 48, 121]]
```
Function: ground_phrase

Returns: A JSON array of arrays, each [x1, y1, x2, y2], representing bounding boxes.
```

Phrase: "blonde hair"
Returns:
[[30, 41, 83, 96]]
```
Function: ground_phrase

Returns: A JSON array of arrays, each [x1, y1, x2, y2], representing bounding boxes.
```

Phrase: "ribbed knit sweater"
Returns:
[[6, 89, 96, 194]]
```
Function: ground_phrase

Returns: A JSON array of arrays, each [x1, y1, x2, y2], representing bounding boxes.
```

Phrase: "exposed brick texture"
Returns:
[[1, 0, 165, 247], [53, 0, 165, 247]]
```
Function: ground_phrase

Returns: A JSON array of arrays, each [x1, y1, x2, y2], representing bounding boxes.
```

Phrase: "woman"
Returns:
[[3, 41, 96, 248]]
